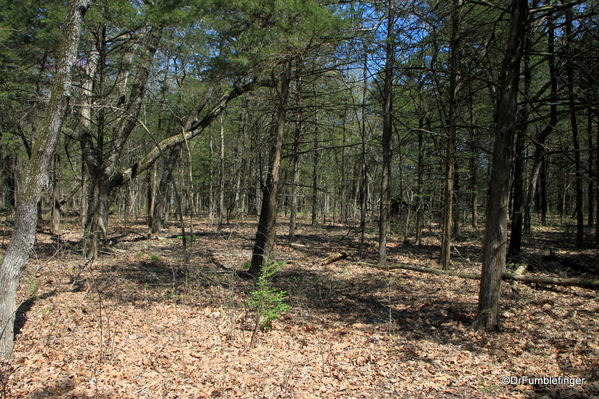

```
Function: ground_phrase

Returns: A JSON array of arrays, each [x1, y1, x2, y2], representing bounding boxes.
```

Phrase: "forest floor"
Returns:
[[1, 215, 598, 398]]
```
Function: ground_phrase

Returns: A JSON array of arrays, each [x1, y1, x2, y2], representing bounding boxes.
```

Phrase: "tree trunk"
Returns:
[[79, 47, 98, 229], [217, 114, 225, 230], [311, 109, 320, 227], [82, 27, 162, 257], [475, 0, 528, 332], [566, 8, 584, 247], [453, 169, 461, 240], [440, 0, 462, 269], [289, 79, 303, 243], [50, 153, 62, 235], [0, 0, 90, 360], [208, 126, 215, 221], [147, 162, 157, 231], [360, 51, 369, 245], [508, 3, 533, 260], [250, 60, 292, 277], [415, 122, 424, 246], [229, 96, 248, 222], [587, 109, 594, 227], [467, 108, 478, 229], [596, 113, 599, 245], [378, 0, 395, 266], [150, 144, 182, 234]]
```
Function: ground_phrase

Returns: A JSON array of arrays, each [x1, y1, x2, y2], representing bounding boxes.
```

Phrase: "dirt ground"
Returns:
[[2, 215, 598, 398]]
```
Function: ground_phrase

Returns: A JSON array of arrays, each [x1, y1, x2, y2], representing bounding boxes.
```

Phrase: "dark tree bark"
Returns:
[[468, 132, 478, 229], [50, 152, 62, 235], [587, 109, 594, 227], [0, 155, 17, 211], [415, 122, 424, 246], [217, 114, 225, 230], [360, 51, 369, 245], [378, 0, 395, 266], [249, 60, 292, 277], [288, 76, 303, 243], [150, 143, 182, 234], [0, 0, 90, 359], [565, 8, 584, 246], [596, 113, 599, 245], [508, 0, 534, 261], [311, 107, 320, 227], [440, 0, 462, 269], [475, 0, 528, 332]]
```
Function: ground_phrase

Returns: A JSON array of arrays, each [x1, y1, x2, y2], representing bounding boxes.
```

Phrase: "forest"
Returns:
[[0, 0, 598, 397]]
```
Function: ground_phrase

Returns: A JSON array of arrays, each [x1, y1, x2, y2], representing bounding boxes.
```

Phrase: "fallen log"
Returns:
[[320, 251, 356, 265], [364, 263, 599, 289]]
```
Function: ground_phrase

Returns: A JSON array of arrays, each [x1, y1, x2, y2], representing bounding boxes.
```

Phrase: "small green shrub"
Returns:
[[245, 260, 290, 346]]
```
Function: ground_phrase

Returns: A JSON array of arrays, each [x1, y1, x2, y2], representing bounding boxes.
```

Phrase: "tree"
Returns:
[[440, 0, 463, 269], [241, 0, 346, 275], [565, 6, 584, 246], [507, 0, 535, 261], [475, 0, 528, 332], [0, 0, 91, 359], [80, 24, 162, 257], [250, 59, 292, 277], [377, 0, 395, 266]]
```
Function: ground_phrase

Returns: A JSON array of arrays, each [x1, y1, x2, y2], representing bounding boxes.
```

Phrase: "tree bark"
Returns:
[[50, 152, 62, 235], [79, 48, 98, 228], [288, 77, 303, 243], [0, 0, 90, 360], [249, 60, 292, 277], [415, 122, 424, 246], [565, 8, 584, 247], [217, 114, 225, 230], [508, 2, 534, 260], [150, 144, 182, 234], [378, 0, 395, 266], [440, 0, 462, 270], [475, 0, 528, 332], [311, 107, 320, 227], [587, 109, 594, 227], [360, 51, 369, 245], [596, 113, 599, 245]]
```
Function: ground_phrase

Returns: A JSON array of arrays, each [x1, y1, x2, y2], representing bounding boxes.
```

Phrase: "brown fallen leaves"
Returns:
[[2, 218, 598, 398]]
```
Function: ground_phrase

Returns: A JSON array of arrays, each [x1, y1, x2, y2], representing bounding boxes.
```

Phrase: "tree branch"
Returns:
[[112, 79, 272, 189]]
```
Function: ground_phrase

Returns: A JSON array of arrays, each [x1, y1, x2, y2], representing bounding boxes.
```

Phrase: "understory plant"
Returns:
[[246, 260, 289, 347]]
